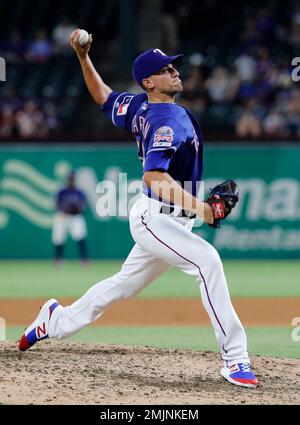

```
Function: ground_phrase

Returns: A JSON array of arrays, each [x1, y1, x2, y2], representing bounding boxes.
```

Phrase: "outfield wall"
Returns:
[[0, 143, 299, 259]]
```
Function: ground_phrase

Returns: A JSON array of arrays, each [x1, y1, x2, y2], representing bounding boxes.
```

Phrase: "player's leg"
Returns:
[[69, 215, 88, 262], [77, 239, 88, 262], [51, 212, 68, 263], [55, 245, 64, 260], [130, 202, 249, 367], [48, 243, 169, 339]]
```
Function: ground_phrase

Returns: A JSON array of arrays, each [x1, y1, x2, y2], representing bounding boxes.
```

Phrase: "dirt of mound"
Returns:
[[0, 341, 299, 405]]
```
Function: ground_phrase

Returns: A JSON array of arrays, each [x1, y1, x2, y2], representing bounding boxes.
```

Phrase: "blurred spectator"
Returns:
[[263, 108, 287, 137], [182, 65, 203, 93], [26, 30, 52, 63], [235, 98, 263, 138], [43, 101, 60, 133], [52, 19, 76, 56], [285, 88, 300, 136], [15, 100, 48, 138], [0, 105, 15, 138], [256, 46, 273, 77], [234, 52, 256, 82], [276, 60, 293, 90], [178, 65, 207, 120], [0, 84, 23, 111], [205, 67, 239, 103]]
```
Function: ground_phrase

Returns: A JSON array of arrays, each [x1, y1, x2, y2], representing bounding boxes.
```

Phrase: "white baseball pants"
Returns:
[[49, 195, 249, 366], [52, 212, 87, 244]]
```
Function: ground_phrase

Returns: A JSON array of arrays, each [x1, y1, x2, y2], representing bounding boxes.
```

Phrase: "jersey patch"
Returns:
[[152, 140, 174, 147], [153, 126, 174, 147], [116, 95, 134, 116]]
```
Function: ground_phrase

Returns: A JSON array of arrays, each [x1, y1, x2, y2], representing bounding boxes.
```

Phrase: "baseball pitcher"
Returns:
[[19, 30, 258, 388]]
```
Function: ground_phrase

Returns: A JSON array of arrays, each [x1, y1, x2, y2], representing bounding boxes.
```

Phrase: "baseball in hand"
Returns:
[[78, 29, 89, 46]]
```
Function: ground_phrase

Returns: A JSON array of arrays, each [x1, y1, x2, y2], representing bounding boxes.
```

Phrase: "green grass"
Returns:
[[6, 326, 300, 359], [0, 260, 299, 298]]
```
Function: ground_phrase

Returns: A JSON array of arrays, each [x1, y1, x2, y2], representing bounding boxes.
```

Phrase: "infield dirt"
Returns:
[[1, 297, 300, 405], [1, 297, 299, 326], [1, 341, 300, 405]]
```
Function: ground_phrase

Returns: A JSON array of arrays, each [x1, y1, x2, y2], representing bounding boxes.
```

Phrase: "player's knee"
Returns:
[[110, 271, 137, 300], [206, 246, 223, 271]]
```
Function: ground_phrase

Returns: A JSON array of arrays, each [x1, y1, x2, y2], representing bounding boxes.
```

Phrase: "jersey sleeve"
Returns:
[[100, 91, 146, 131], [143, 119, 184, 172]]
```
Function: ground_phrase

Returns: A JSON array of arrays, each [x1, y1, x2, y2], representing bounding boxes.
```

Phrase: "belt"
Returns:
[[159, 204, 196, 219]]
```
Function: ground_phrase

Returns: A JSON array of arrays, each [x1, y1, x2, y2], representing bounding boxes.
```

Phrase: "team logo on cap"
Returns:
[[116, 95, 134, 116], [153, 126, 174, 147]]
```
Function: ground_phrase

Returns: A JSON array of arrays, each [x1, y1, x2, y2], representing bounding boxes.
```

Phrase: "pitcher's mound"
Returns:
[[1, 341, 299, 405]]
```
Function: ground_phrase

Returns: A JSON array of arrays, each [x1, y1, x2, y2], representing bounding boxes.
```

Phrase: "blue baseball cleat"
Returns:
[[221, 362, 259, 388]]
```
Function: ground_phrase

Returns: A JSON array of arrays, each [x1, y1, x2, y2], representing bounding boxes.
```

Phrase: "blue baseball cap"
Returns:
[[132, 48, 184, 85]]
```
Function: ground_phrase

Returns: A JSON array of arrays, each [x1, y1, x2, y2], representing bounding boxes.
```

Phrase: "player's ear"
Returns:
[[142, 77, 154, 90]]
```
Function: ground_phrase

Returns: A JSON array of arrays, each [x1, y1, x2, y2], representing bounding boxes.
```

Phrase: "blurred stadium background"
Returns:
[[0, 0, 299, 359]]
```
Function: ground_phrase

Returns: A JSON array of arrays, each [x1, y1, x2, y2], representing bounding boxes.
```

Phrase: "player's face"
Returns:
[[150, 64, 183, 95]]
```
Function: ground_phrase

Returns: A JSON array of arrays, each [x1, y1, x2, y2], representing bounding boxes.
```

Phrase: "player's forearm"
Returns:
[[143, 171, 213, 223], [78, 55, 112, 105], [70, 29, 112, 105]]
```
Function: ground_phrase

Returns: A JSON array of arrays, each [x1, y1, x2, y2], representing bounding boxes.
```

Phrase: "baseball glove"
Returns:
[[205, 180, 239, 228]]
